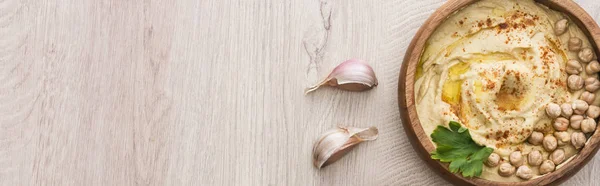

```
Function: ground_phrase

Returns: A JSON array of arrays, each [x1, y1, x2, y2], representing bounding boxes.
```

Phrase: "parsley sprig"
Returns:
[[430, 121, 494, 177]]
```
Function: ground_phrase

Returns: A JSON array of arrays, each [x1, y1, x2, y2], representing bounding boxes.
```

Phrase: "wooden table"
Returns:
[[2, 0, 599, 185]]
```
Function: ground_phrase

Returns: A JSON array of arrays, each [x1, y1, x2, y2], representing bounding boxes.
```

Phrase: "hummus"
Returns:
[[415, 0, 598, 182]]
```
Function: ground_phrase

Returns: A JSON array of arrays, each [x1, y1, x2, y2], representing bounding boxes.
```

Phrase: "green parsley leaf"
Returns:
[[430, 121, 494, 177]]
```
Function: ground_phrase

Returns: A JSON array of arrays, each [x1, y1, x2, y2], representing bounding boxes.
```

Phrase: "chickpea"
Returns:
[[561, 103, 573, 118], [528, 131, 544, 145], [498, 162, 515, 177], [579, 48, 595, 63], [554, 19, 569, 35], [550, 149, 566, 165], [573, 100, 589, 115], [528, 150, 543, 166], [510, 151, 523, 166], [587, 105, 600, 119], [586, 60, 600, 75], [546, 103, 562, 118], [581, 117, 597, 133], [568, 75, 585, 91], [571, 115, 584, 129], [555, 131, 571, 146], [516, 166, 533, 180], [539, 160, 556, 174], [567, 59, 583, 75], [581, 91, 596, 105], [553, 117, 570, 131], [572, 132, 587, 149], [569, 37, 583, 51], [585, 77, 600, 92], [485, 153, 500, 167], [543, 135, 558, 151]]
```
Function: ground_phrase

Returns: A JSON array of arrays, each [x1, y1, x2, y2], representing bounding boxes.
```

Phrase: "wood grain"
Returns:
[[0, 0, 598, 185]]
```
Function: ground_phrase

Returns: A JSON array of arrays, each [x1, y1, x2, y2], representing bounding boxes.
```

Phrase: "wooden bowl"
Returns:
[[398, 0, 600, 185]]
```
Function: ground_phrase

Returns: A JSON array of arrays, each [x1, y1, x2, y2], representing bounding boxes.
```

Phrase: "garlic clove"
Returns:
[[313, 126, 378, 168], [305, 59, 378, 94]]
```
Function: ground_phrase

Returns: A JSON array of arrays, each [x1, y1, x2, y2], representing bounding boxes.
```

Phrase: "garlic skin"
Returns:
[[313, 126, 378, 168], [305, 59, 378, 94]]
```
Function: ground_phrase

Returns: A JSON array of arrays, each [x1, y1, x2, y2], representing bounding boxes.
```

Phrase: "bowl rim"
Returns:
[[398, 0, 600, 185]]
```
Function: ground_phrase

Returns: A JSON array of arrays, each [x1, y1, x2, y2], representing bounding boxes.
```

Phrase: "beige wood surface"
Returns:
[[1, 0, 599, 185]]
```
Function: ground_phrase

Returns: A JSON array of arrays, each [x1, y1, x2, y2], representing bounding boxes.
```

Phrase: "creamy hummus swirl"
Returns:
[[415, 0, 597, 182]]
